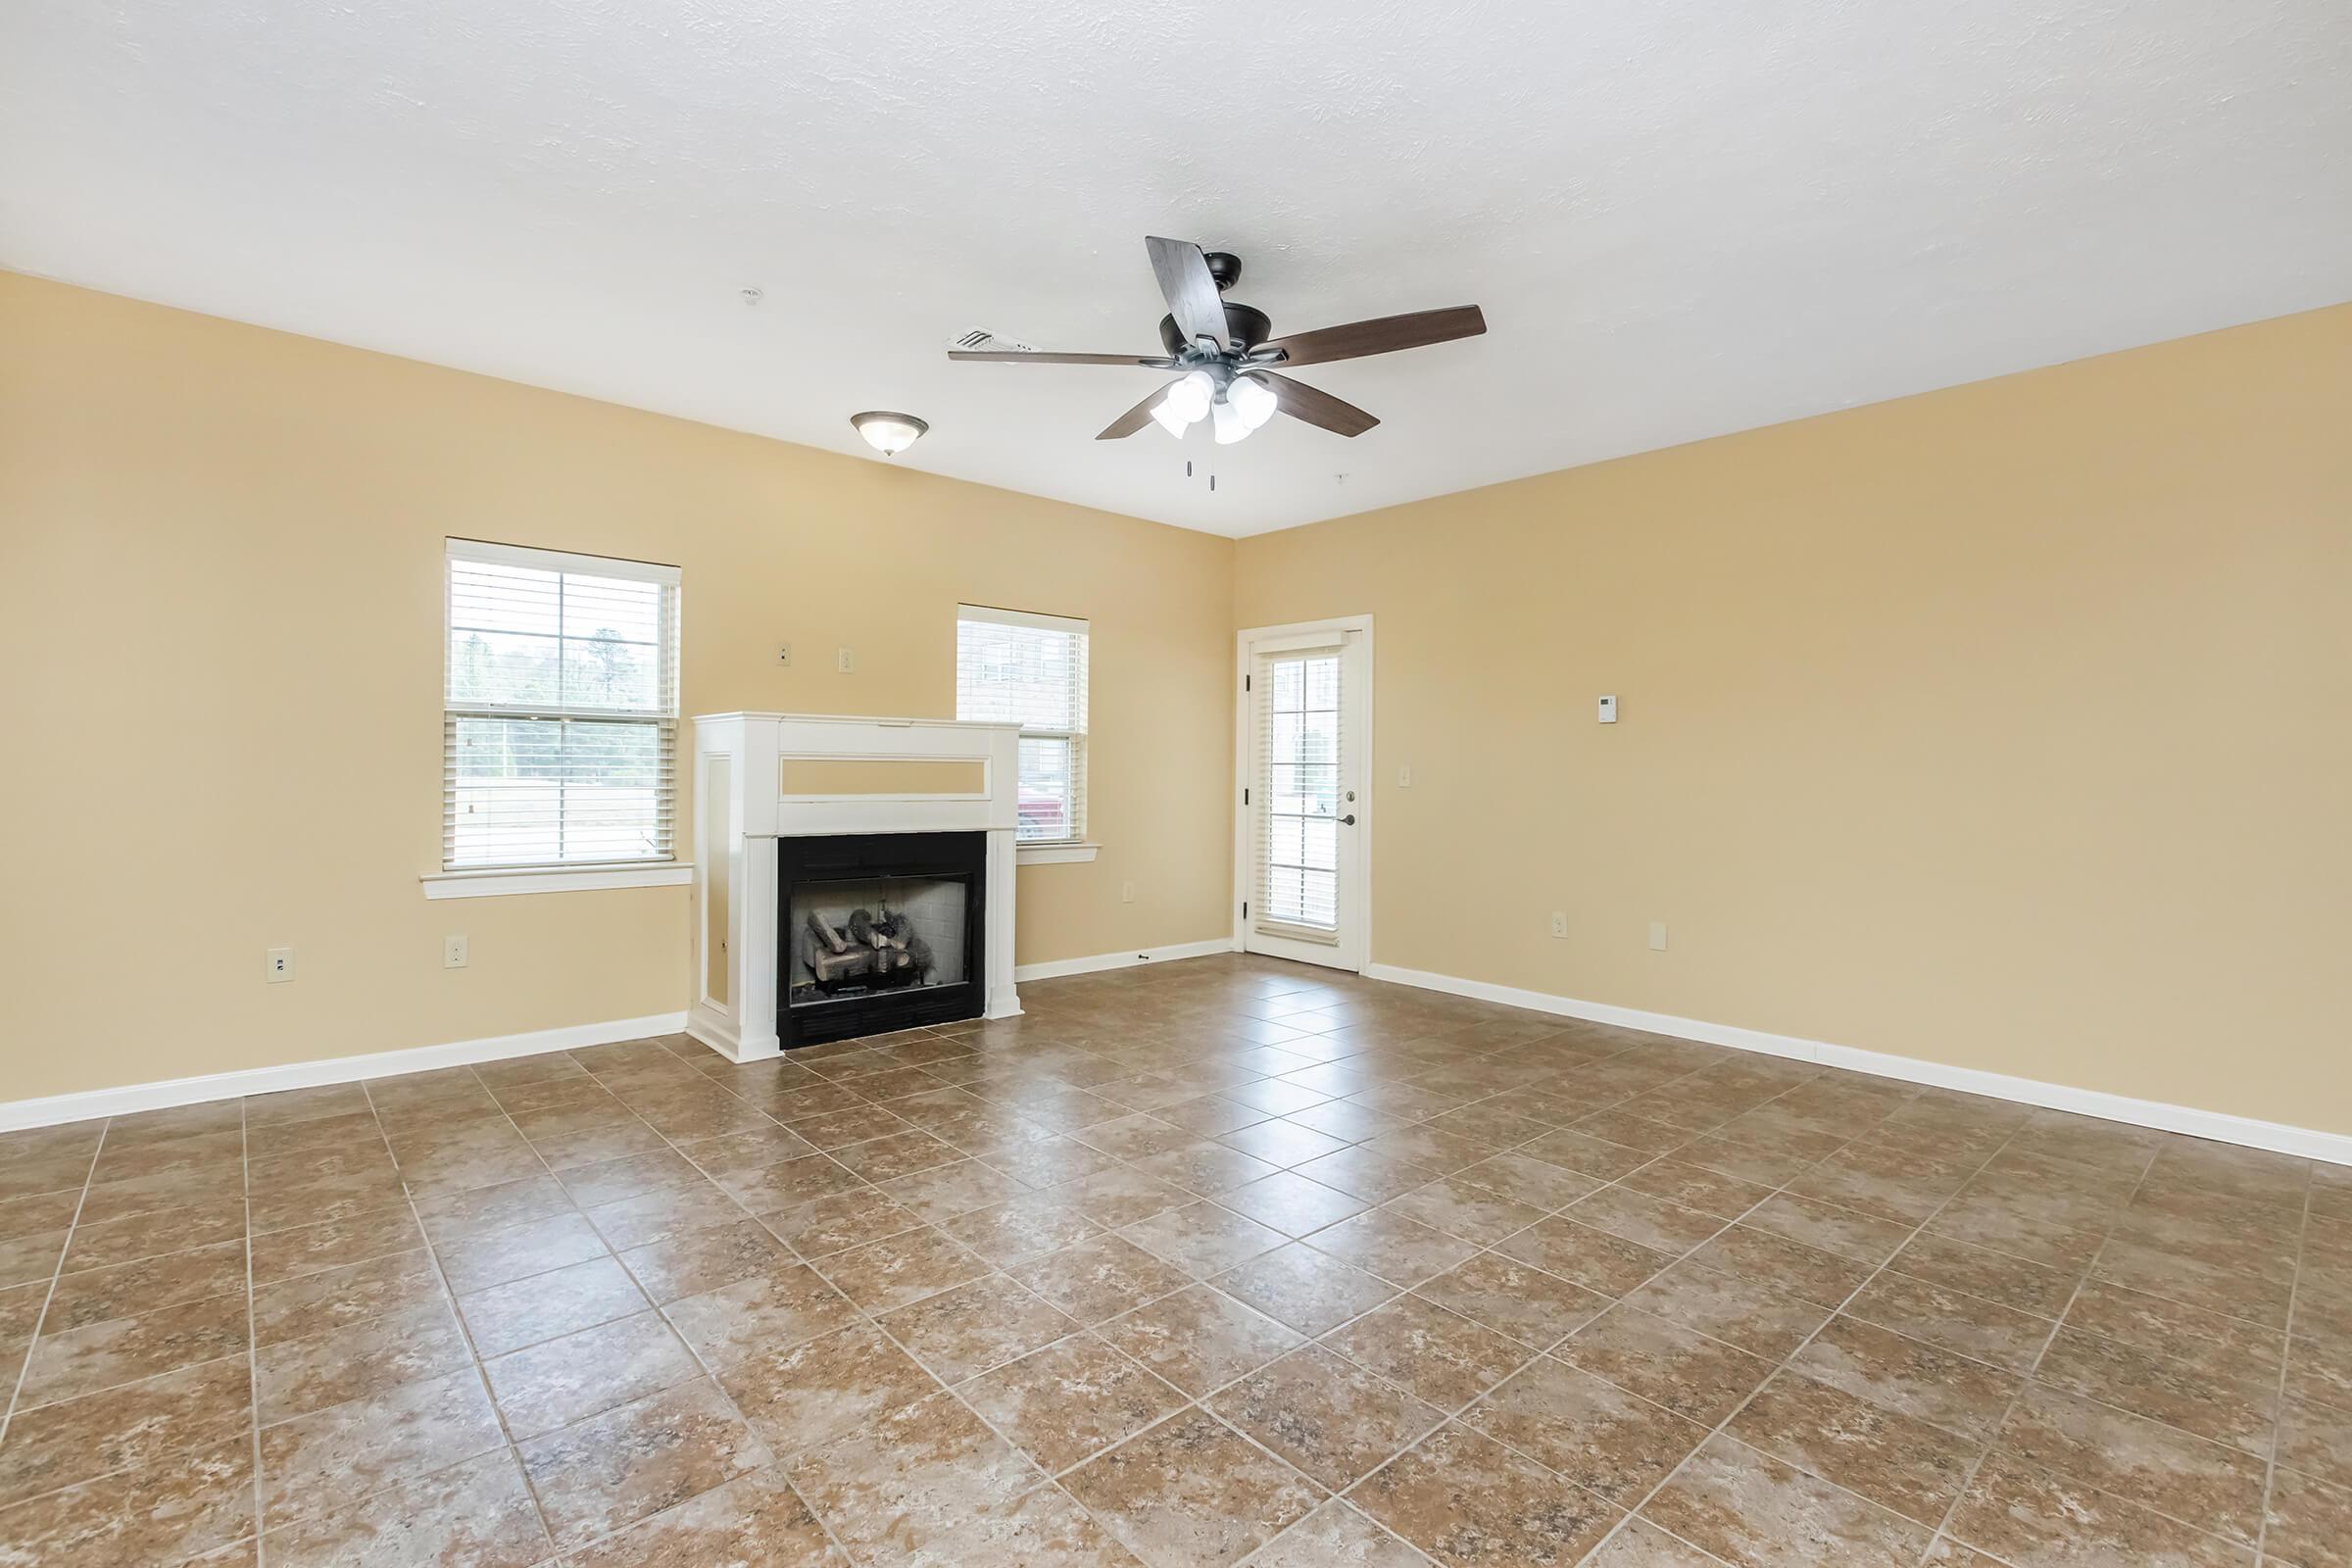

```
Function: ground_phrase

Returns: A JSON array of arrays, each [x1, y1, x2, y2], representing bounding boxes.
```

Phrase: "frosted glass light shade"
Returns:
[[850, 412, 928, 456], [1228, 374, 1277, 429]]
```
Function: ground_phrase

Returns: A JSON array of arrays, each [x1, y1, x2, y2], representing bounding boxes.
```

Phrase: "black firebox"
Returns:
[[776, 831, 985, 1050]]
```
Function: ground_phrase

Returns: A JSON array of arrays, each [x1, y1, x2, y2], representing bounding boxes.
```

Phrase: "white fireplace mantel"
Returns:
[[686, 712, 1022, 1062]]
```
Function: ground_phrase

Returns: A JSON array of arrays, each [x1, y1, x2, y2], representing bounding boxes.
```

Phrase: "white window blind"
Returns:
[[956, 606, 1089, 844], [1252, 644, 1344, 942], [443, 540, 681, 871]]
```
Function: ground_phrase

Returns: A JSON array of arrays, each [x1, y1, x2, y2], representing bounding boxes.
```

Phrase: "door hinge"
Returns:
[[1243, 787, 1250, 805], [1242, 901, 1249, 919], [1245, 674, 1251, 692]]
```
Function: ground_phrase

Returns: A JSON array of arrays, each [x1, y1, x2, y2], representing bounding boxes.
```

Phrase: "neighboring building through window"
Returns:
[[956, 606, 1089, 844], [443, 540, 681, 869]]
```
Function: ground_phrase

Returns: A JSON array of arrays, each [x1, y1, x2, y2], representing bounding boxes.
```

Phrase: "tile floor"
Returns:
[[1, 955, 2345, 1566]]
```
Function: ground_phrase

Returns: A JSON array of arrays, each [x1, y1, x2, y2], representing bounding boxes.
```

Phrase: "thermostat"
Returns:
[[1597, 695, 1618, 723]]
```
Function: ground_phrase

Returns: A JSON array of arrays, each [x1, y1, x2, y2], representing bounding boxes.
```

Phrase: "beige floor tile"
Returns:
[[5, 956, 2340, 1568], [1353, 1420, 1624, 1567], [520, 1377, 774, 1550], [1641, 1433, 1933, 1566], [1062, 1407, 1321, 1568], [481, 1309, 700, 1438], [875, 1271, 1078, 1384], [717, 1322, 939, 1454], [1212, 1345, 1441, 1491], [1462, 1355, 1707, 1504], [966, 1334, 1192, 1473]]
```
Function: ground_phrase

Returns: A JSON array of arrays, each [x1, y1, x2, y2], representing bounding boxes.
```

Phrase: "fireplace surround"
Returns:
[[687, 712, 1021, 1061], [779, 830, 986, 1047]]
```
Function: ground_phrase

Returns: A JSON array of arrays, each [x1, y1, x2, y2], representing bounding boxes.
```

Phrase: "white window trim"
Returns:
[[1010, 723, 1086, 849], [1016, 842, 1100, 865], [421, 862, 695, 900], [956, 603, 1091, 852], [441, 538, 683, 879]]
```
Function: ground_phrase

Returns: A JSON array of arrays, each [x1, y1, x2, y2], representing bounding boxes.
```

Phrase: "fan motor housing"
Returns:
[[1159, 302, 1271, 356]]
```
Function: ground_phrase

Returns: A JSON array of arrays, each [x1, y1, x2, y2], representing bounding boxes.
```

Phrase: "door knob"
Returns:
[[1339, 814, 1357, 826]]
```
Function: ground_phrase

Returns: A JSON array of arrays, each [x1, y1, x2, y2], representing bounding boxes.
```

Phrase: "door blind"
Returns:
[[1251, 643, 1345, 943], [443, 540, 682, 870]]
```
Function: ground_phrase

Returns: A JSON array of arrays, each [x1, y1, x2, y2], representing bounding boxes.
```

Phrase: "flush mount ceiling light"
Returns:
[[850, 411, 928, 457]]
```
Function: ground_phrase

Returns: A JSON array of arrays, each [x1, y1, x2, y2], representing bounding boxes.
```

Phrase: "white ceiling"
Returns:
[[4, 2, 2347, 537]]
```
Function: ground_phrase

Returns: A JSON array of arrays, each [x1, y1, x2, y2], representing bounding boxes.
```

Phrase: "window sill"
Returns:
[[1016, 842, 1101, 865], [421, 862, 694, 900]]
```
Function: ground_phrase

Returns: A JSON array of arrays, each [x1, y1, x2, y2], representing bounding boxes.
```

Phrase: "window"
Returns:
[[443, 540, 681, 871], [956, 606, 1089, 845]]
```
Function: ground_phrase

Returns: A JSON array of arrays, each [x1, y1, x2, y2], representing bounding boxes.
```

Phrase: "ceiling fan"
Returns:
[[949, 236, 1486, 443]]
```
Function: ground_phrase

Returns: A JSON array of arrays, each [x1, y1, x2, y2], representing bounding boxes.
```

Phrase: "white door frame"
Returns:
[[1232, 615, 1374, 972]]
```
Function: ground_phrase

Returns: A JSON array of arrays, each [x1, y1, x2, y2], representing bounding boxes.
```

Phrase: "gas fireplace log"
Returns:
[[806, 910, 850, 956], [807, 944, 874, 984]]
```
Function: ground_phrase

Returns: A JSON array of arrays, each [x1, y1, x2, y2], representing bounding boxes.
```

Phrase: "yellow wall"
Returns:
[[7, 271, 2345, 1135], [1236, 305, 2352, 1135], [0, 272, 1237, 1101]]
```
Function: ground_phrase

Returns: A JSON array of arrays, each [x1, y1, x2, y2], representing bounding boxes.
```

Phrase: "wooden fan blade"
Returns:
[[1258, 372, 1379, 437], [1096, 386, 1169, 440], [1145, 236, 1231, 351], [949, 350, 1179, 366], [1258, 305, 1486, 368]]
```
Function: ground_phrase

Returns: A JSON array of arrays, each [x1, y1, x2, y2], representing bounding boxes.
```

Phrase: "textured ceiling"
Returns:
[[3, 1, 2347, 536]]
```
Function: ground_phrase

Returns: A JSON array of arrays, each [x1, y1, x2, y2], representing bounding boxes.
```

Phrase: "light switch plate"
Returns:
[[1648, 920, 1668, 952]]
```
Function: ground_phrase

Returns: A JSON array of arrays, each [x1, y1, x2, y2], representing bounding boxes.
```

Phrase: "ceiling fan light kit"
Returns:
[[849, 410, 928, 457], [948, 237, 1486, 445], [1226, 373, 1277, 429]]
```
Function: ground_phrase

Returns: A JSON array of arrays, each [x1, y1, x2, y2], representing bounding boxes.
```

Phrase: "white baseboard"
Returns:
[[1015, 937, 1237, 984], [0, 1011, 690, 1134], [1363, 962, 2351, 1168]]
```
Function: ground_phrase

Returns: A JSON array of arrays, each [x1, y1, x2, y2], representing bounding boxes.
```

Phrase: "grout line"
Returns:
[[1096, 991, 2295, 1492], [570, 992, 1483, 1552], [0, 1118, 110, 1452], [1087, 1046, 1915, 1559], [245, 1072, 556, 1556], [588, 1044, 1132, 1554], [242, 1098, 267, 1568], [1568, 1107, 2036, 1562], [433, 1059, 663, 1557], [1916, 1142, 2162, 1565], [543, 1033, 1068, 1560], [3, 967, 2308, 1568], [2251, 1173, 2313, 1565]]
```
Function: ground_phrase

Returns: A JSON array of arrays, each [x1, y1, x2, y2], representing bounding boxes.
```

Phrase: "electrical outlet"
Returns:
[[444, 934, 469, 969], [266, 947, 295, 983], [1397, 764, 1412, 788], [1648, 920, 1669, 952], [835, 647, 855, 673], [1120, 880, 1137, 904], [1548, 911, 1567, 939], [776, 644, 792, 666]]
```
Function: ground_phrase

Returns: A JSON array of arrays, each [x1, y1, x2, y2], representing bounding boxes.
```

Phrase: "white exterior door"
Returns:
[[1238, 621, 1370, 970]]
